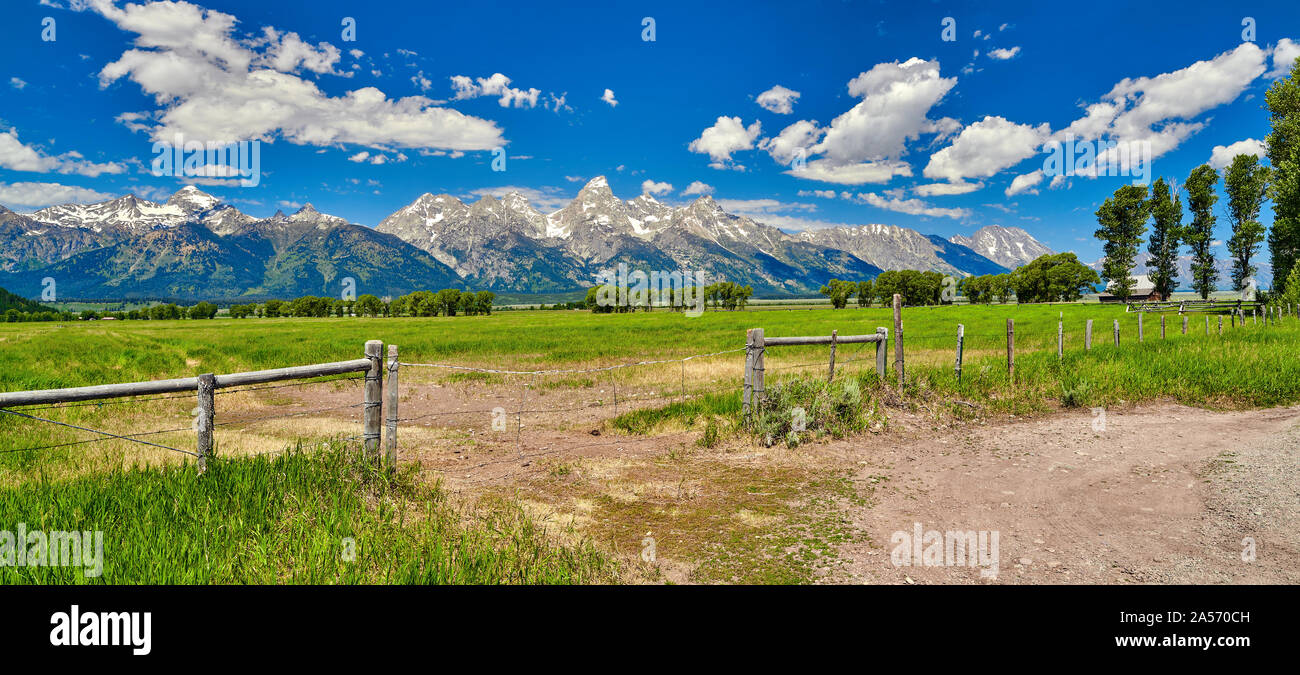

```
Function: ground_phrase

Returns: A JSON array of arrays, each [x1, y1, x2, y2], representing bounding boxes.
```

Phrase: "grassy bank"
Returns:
[[0, 444, 614, 584]]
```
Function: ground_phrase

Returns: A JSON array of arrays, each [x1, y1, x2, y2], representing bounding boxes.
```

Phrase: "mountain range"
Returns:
[[0, 180, 1052, 301]]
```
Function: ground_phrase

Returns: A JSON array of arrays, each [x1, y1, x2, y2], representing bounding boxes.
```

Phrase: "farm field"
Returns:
[[3, 303, 1299, 584]]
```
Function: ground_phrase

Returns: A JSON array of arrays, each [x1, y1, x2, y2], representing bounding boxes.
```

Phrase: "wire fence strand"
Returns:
[[0, 408, 197, 457]]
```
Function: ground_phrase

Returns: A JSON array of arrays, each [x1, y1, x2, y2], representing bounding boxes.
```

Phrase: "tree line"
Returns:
[[584, 281, 754, 312], [0, 288, 496, 322], [818, 253, 1100, 307], [1094, 60, 1300, 300]]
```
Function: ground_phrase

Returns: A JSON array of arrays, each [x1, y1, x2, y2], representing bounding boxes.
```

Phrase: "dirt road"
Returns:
[[836, 403, 1300, 584], [286, 379, 1300, 584]]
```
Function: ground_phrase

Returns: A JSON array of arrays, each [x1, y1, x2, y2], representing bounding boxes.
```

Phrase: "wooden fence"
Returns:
[[742, 326, 888, 422], [0, 340, 394, 470]]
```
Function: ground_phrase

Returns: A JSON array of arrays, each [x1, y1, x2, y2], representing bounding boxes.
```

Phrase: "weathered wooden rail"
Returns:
[[0, 340, 395, 470], [742, 326, 888, 422]]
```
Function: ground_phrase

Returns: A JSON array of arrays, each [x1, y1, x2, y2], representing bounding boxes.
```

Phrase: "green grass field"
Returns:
[[0, 443, 613, 584], [2, 303, 1295, 583]]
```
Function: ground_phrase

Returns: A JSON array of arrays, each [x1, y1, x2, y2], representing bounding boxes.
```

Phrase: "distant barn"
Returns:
[[1097, 274, 1163, 303]]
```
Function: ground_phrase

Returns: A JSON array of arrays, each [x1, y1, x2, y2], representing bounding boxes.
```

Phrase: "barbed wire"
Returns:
[[0, 424, 193, 455], [216, 375, 364, 396], [214, 403, 364, 427], [399, 347, 746, 376], [394, 383, 739, 426], [0, 408, 196, 457], [3, 392, 197, 412]]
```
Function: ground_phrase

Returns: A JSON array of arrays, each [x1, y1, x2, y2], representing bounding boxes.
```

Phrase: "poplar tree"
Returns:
[[1094, 184, 1149, 300], [1145, 177, 1182, 300], [1183, 164, 1220, 300]]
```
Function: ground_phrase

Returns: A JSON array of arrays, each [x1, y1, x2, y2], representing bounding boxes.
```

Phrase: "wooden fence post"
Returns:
[[196, 373, 214, 472], [752, 328, 765, 412], [1161, 314, 1166, 338], [893, 294, 904, 387], [385, 344, 399, 467], [1182, 316, 1188, 335], [1057, 321, 1063, 360], [827, 330, 838, 384], [875, 327, 888, 381], [1113, 319, 1119, 346], [743, 329, 755, 421], [1006, 319, 1015, 382], [1218, 315, 1223, 336], [1138, 313, 1144, 342], [955, 324, 964, 383], [1205, 315, 1209, 335], [1085, 319, 1093, 351], [364, 340, 383, 460]]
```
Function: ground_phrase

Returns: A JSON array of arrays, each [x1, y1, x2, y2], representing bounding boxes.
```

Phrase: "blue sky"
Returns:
[[2, 0, 1298, 263]]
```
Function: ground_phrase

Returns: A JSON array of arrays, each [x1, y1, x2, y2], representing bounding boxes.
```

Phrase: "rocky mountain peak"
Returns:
[[165, 185, 221, 213]]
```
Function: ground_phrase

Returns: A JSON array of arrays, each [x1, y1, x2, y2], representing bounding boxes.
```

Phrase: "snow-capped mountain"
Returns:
[[949, 225, 1053, 269], [1, 179, 1024, 299], [0, 187, 458, 300], [378, 177, 891, 293], [30, 185, 255, 234], [797, 224, 1009, 277]]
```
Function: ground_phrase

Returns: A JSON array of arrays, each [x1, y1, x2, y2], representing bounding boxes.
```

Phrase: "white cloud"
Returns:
[[0, 128, 125, 177], [1267, 38, 1300, 79], [461, 185, 570, 212], [1005, 170, 1044, 196], [923, 116, 1050, 182], [255, 27, 343, 75], [797, 189, 837, 199], [0, 181, 114, 209], [810, 57, 957, 166], [448, 73, 541, 108], [758, 119, 823, 166], [682, 181, 714, 196], [787, 158, 912, 184], [756, 85, 800, 114], [988, 46, 1020, 60], [641, 180, 673, 195], [1209, 138, 1267, 169], [1102, 42, 1266, 157], [715, 198, 817, 215], [411, 71, 432, 92], [600, 88, 618, 107], [688, 116, 761, 167], [854, 192, 969, 219], [913, 180, 983, 196], [91, 0, 504, 152], [9, 77, 26, 90]]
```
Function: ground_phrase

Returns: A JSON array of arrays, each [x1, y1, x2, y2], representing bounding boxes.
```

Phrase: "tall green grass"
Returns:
[[611, 317, 1300, 436], [0, 444, 614, 584]]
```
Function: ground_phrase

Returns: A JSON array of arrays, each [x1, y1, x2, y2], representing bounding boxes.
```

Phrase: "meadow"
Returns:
[[3, 302, 1297, 583]]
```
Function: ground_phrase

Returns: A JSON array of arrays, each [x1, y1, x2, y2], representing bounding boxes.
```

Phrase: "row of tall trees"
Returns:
[[2, 289, 496, 322], [230, 290, 497, 318], [3, 301, 219, 322], [957, 254, 1099, 304], [584, 281, 753, 312], [1095, 60, 1299, 300]]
